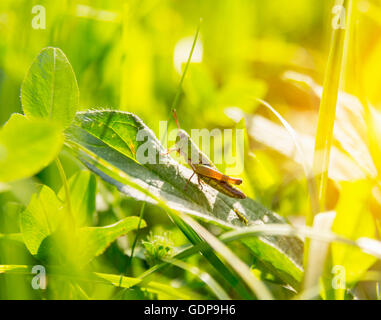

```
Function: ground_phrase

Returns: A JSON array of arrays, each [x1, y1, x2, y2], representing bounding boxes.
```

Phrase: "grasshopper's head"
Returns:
[[172, 109, 190, 153], [175, 129, 190, 152]]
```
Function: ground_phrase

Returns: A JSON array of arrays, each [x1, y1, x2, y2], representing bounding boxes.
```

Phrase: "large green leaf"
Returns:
[[21, 47, 79, 128], [0, 114, 63, 183], [66, 110, 304, 286]]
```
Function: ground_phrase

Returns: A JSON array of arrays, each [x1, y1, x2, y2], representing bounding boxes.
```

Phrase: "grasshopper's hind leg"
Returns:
[[197, 175, 205, 190], [185, 163, 204, 191], [184, 172, 195, 191]]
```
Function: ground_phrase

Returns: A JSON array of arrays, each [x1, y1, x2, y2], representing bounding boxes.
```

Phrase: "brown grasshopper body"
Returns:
[[170, 110, 246, 199]]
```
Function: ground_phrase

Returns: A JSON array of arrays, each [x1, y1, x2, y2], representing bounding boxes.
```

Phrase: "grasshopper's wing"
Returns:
[[194, 164, 243, 185], [200, 176, 246, 199]]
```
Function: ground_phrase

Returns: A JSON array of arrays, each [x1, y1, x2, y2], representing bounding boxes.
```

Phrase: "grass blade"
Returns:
[[179, 213, 274, 300], [307, 0, 351, 283], [312, 0, 349, 214]]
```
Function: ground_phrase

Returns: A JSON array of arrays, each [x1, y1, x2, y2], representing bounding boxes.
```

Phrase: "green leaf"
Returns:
[[74, 216, 147, 264], [66, 110, 304, 287], [58, 170, 96, 226], [20, 185, 65, 255], [21, 47, 79, 128], [0, 114, 63, 183], [95, 272, 201, 300], [168, 210, 254, 299]]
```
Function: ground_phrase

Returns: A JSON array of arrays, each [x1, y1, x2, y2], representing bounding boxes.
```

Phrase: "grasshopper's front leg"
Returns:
[[164, 148, 200, 191], [187, 162, 205, 191], [161, 147, 178, 157]]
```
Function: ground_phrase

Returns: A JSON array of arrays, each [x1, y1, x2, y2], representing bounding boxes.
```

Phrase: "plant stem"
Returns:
[[55, 157, 74, 226], [304, 0, 352, 287], [128, 202, 146, 269], [311, 0, 349, 217]]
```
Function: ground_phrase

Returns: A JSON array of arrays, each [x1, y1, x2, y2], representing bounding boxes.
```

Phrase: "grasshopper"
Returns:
[[167, 110, 246, 199]]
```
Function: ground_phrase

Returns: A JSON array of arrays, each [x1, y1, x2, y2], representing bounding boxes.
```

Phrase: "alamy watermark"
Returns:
[[136, 121, 245, 176], [331, 265, 346, 290], [332, 4, 346, 30], [31, 265, 46, 290], [32, 5, 46, 30]]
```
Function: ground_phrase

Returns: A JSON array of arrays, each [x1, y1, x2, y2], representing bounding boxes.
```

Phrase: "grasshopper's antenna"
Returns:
[[160, 18, 202, 146], [171, 18, 202, 112], [172, 109, 181, 130]]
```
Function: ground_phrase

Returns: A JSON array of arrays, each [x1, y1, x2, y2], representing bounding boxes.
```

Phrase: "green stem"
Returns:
[[55, 157, 74, 226], [117, 203, 146, 289], [311, 0, 348, 217], [305, 0, 352, 288], [128, 202, 146, 269]]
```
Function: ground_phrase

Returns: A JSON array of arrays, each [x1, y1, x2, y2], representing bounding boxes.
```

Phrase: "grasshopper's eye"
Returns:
[[176, 130, 188, 145]]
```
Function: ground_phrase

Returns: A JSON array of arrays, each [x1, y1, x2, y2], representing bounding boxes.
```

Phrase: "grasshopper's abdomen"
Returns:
[[200, 176, 246, 199]]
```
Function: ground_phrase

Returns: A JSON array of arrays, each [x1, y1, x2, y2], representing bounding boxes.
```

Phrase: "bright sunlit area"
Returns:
[[0, 0, 381, 303]]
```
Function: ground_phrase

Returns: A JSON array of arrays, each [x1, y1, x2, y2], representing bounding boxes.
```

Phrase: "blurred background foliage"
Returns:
[[1, 0, 381, 299]]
